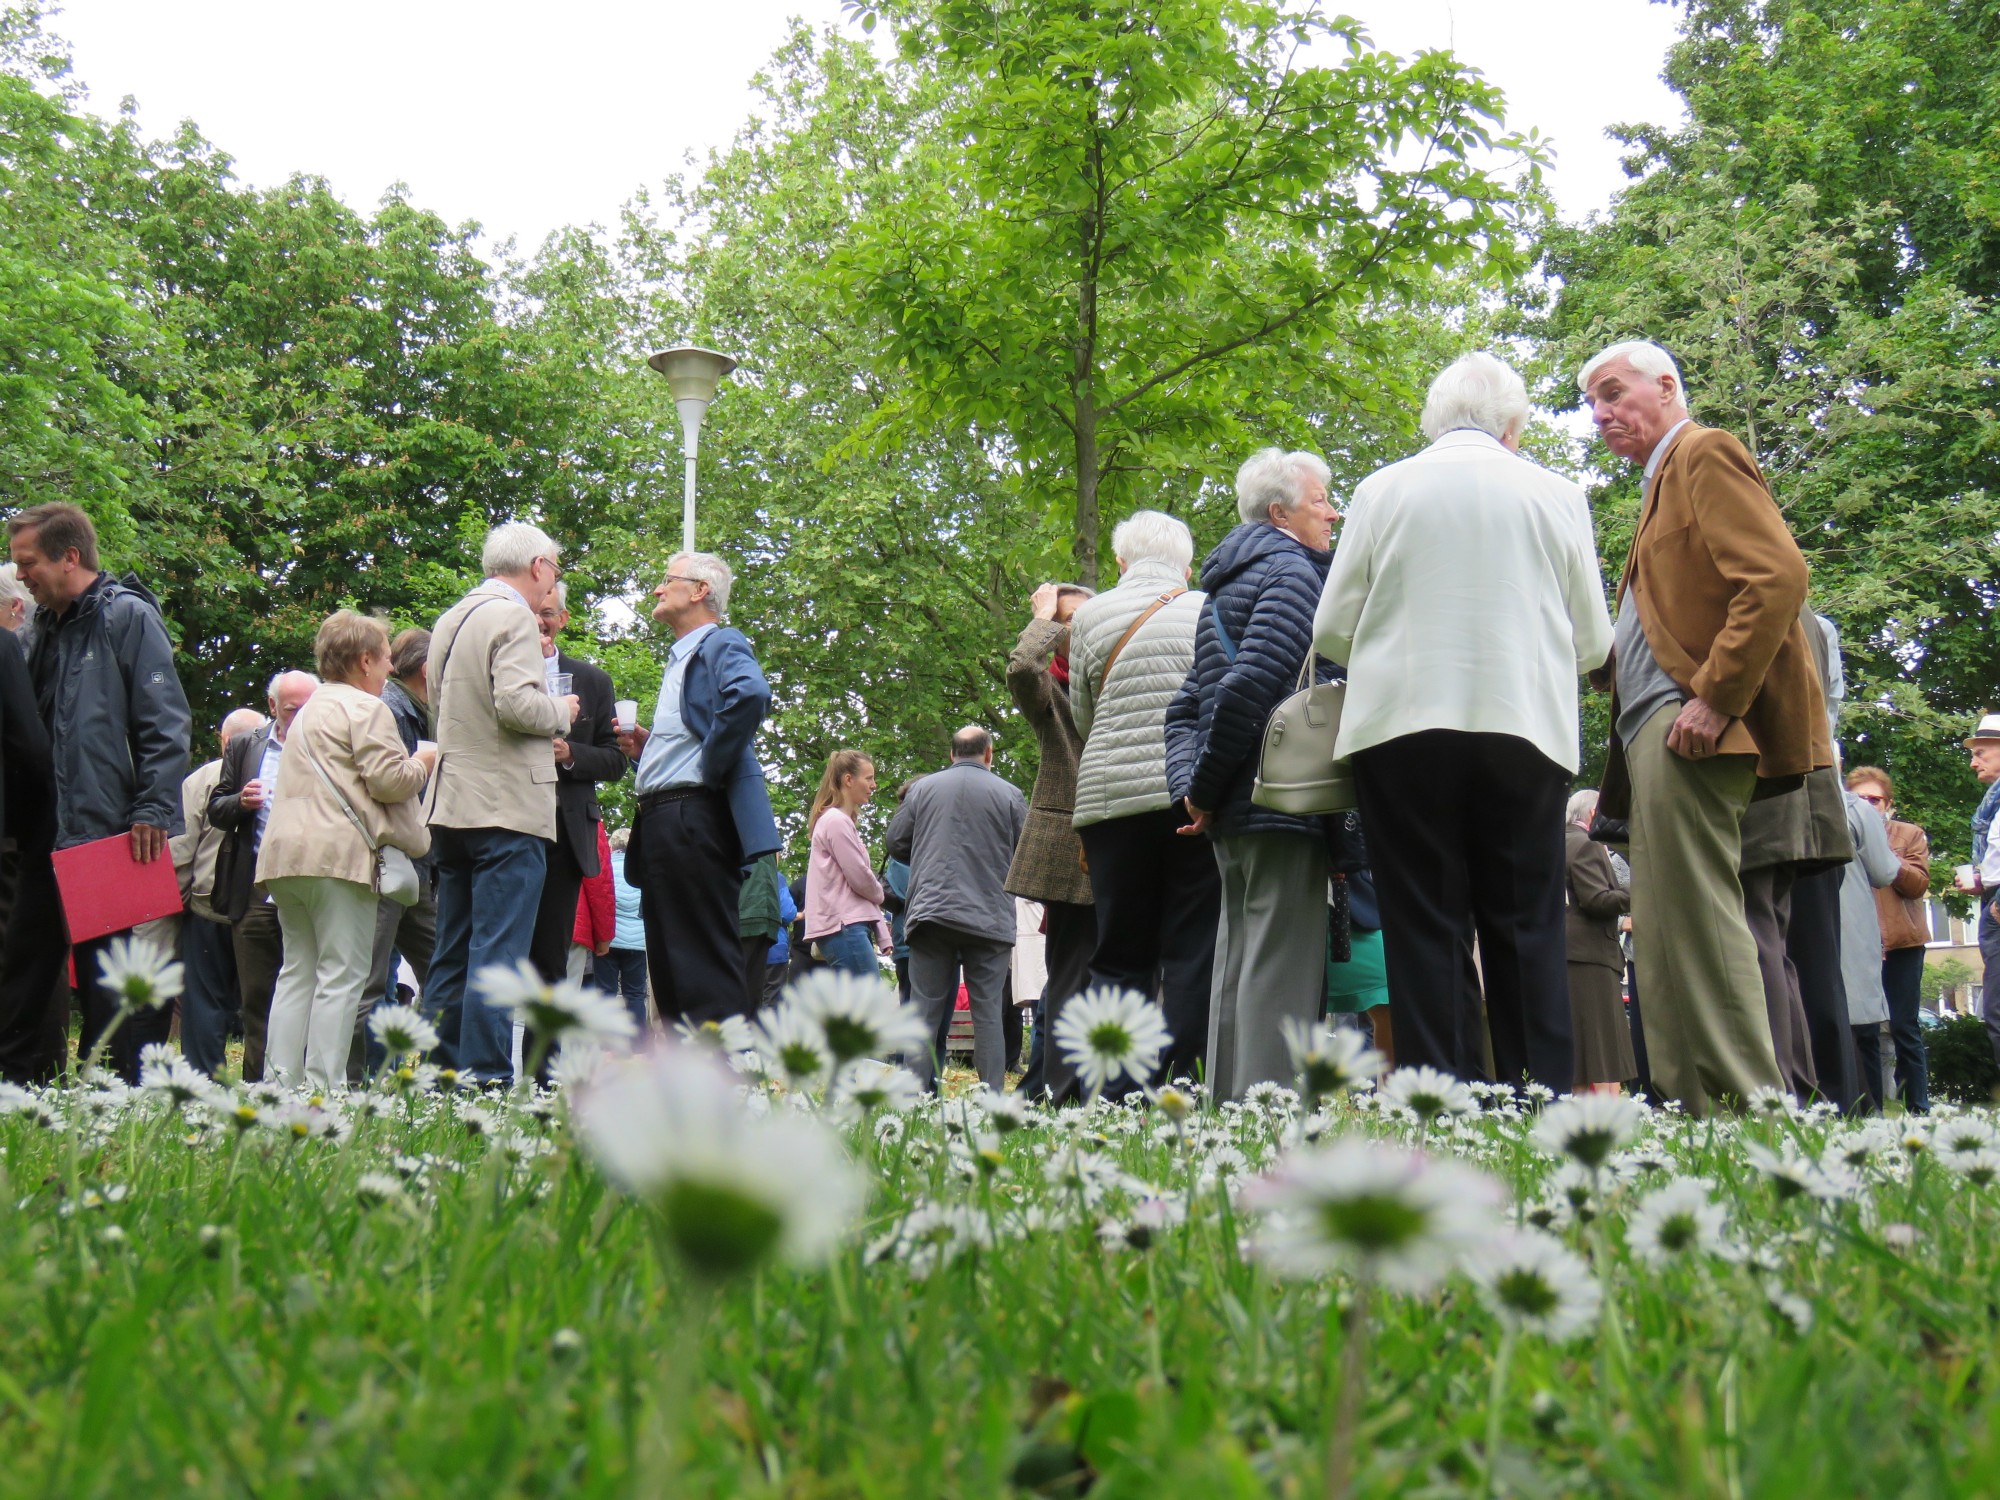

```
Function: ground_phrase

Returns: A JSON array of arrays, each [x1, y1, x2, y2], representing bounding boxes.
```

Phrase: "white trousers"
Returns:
[[266, 875, 380, 1092]]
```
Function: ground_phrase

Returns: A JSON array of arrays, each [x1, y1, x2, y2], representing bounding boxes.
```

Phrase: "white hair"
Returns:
[[1234, 448, 1332, 525], [0, 562, 27, 612], [219, 707, 268, 739], [1111, 510, 1194, 572], [548, 580, 568, 612], [1577, 340, 1687, 401], [1565, 789, 1599, 826], [265, 669, 320, 704], [481, 521, 561, 579], [1420, 352, 1531, 443], [671, 551, 734, 619]]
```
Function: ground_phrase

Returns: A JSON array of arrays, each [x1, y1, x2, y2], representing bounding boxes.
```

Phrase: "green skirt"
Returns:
[[1326, 927, 1388, 1014]]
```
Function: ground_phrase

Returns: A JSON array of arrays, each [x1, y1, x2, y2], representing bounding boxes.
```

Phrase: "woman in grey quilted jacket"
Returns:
[[1067, 511, 1216, 1089]]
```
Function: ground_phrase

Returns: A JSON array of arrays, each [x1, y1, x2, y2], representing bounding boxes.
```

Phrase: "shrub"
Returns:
[[1925, 1012, 2000, 1106]]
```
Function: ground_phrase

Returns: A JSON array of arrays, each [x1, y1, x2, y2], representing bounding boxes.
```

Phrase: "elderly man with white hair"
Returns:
[[614, 550, 780, 1027], [424, 521, 579, 1085], [1578, 338, 1832, 1115], [1066, 510, 1216, 1096], [1315, 351, 1613, 1095], [1165, 448, 1340, 1099]]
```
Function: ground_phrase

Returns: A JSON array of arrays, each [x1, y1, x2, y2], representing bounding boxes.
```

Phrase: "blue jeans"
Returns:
[[429, 826, 547, 1084], [593, 946, 650, 1035], [814, 922, 880, 978]]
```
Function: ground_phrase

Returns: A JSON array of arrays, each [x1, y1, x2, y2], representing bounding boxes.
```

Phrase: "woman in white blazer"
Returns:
[[1312, 352, 1614, 1096], [259, 612, 436, 1090]]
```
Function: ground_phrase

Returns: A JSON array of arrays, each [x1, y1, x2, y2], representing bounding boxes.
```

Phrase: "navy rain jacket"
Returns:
[[1163, 521, 1336, 842]]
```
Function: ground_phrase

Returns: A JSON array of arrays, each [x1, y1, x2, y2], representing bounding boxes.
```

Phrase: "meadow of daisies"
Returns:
[[7, 957, 2000, 1498]]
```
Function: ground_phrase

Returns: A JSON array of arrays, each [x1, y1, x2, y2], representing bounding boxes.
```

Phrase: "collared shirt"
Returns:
[[253, 736, 283, 850], [634, 623, 717, 794], [488, 577, 531, 613], [1614, 418, 1695, 746], [543, 652, 562, 692]]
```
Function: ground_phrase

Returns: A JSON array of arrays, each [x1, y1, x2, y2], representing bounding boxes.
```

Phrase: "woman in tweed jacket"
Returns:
[[1005, 582, 1096, 1101]]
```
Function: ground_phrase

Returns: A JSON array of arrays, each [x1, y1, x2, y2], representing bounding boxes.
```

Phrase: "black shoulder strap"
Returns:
[[430, 596, 501, 700]]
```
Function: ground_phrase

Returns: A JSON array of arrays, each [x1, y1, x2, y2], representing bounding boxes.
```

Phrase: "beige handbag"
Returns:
[[1250, 655, 1356, 815]]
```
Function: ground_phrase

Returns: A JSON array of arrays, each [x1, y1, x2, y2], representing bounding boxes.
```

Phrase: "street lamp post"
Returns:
[[645, 346, 740, 555]]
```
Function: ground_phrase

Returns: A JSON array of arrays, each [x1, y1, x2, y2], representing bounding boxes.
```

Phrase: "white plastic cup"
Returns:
[[1957, 863, 1979, 892], [548, 672, 574, 698], [614, 699, 638, 732]]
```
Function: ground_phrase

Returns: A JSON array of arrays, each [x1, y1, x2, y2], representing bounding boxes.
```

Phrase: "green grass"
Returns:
[[6, 1063, 2000, 1498]]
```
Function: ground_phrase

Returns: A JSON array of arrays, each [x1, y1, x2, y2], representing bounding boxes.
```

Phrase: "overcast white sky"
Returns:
[[51, 0, 1686, 253]]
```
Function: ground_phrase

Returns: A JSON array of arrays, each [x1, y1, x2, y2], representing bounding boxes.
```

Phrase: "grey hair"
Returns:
[[1111, 510, 1194, 572], [265, 669, 321, 703], [481, 520, 561, 579], [670, 551, 734, 619], [548, 579, 568, 612], [608, 827, 631, 853], [1420, 352, 1531, 443], [1565, 789, 1599, 825], [0, 562, 27, 612], [1577, 340, 1687, 401], [219, 707, 268, 739], [1234, 448, 1332, 526]]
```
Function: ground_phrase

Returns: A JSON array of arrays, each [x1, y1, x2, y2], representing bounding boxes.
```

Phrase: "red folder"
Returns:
[[52, 833, 184, 944]]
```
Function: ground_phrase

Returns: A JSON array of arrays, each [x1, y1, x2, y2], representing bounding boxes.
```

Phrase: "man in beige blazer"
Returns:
[[424, 522, 579, 1084], [1583, 339, 1833, 1116]]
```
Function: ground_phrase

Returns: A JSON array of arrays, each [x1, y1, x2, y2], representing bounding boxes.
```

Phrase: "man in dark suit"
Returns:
[[615, 552, 779, 1026], [209, 670, 318, 1082], [530, 584, 627, 984]]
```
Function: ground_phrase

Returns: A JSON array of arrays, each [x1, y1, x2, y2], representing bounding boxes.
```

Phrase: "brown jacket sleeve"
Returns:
[[1889, 820, 1931, 899], [1682, 432, 1810, 717]]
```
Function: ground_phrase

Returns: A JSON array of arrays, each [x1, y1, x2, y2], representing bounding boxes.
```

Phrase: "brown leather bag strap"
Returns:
[[1098, 588, 1186, 697]]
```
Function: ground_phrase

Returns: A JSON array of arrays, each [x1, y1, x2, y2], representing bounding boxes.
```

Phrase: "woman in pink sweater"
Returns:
[[803, 750, 892, 978]]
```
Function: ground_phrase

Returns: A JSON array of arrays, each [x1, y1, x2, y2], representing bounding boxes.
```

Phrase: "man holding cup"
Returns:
[[528, 582, 627, 992], [1960, 713, 2000, 1063], [615, 552, 780, 1025]]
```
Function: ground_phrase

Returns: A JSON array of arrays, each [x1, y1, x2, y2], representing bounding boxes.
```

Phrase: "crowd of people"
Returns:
[[0, 336, 1994, 1117]]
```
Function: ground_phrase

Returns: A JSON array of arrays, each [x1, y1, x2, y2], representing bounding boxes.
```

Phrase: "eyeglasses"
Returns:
[[1856, 791, 1888, 807], [537, 556, 563, 581], [659, 574, 707, 589]]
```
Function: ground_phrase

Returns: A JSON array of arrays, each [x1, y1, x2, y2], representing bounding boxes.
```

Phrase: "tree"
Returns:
[[834, 0, 1544, 584]]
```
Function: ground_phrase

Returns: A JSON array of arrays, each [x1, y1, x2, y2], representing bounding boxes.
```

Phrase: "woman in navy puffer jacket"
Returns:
[[1165, 447, 1339, 1100]]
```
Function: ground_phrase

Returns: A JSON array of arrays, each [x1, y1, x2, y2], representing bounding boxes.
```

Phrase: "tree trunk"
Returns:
[[1070, 126, 1103, 590]]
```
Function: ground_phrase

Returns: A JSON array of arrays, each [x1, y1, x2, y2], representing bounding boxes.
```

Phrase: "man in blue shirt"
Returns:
[[615, 552, 780, 1025]]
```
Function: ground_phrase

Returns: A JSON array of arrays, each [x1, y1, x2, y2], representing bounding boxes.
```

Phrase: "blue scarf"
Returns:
[[1975, 778, 2000, 864]]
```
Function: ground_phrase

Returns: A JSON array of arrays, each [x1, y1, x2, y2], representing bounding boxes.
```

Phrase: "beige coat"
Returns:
[[256, 683, 430, 888], [423, 581, 569, 840]]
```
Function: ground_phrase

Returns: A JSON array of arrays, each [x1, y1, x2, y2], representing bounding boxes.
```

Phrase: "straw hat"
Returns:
[[1965, 712, 2000, 747]]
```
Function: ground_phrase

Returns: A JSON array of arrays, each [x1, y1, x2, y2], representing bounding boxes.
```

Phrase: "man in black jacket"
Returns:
[[530, 585, 627, 984], [208, 669, 318, 1082], [6, 503, 191, 1082], [0, 630, 60, 1082]]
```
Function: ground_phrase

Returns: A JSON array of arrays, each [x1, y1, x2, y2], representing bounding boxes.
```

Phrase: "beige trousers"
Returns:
[[1626, 703, 1783, 1115]]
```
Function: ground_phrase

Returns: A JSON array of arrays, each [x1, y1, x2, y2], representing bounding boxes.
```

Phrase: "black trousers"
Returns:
[[1352, 730, 1573, 1093], [232, 901, 283, 1083], [632, 791, 748, 1025], [530, 833, 584, 985], [1078, 808, 1221, 1090], [0, 848, 71, 1083], [1787, 865, 1860, 1112], [179, 913, 239, 1078]]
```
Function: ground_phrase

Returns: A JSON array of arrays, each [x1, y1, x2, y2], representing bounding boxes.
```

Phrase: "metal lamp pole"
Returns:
[[645, 346, 740, 554]]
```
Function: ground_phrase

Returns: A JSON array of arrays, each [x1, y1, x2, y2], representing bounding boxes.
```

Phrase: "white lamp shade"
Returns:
[[647, 346, 739, 412]]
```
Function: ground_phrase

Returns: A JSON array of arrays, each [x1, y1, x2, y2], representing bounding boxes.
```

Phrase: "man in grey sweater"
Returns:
[[885, 726, 1027, 1092]]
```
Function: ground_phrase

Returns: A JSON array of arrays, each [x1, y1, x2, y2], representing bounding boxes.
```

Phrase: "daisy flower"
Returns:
[[1468, 1228, 1600, 1342], [1381, 1065, 1477, 1124], [573, 1043, 867, 1277], [97, 934, 184, 1012], [1244, 1136, 1504, 1291], [1530, 1094, 1647, 1172], [756, 1002, 835, 1090], [832, 1059, 923, 1117], [369, 1003, 440, 1060], [1625, 1177, 1732, 1266], [1280, 1017, 1386, 1105], [1053, 987, 1172, 1097], [782, 969, 930, 1067], [473, 961, 636, 1049]]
